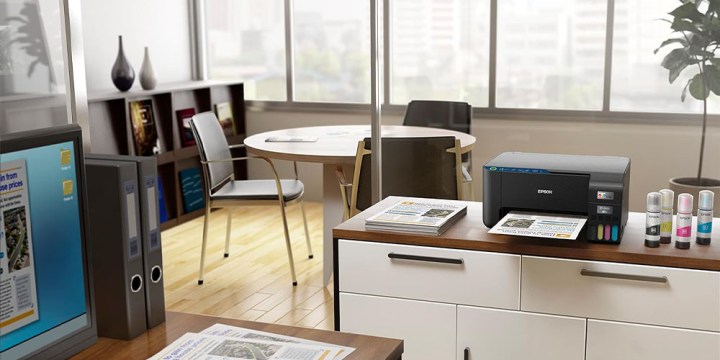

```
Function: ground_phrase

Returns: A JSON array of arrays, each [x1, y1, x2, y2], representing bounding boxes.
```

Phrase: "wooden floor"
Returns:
[[161, 202, 334, 330]]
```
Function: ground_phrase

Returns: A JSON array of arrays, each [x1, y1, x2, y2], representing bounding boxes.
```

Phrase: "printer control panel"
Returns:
[[587, 190, 623, 243]]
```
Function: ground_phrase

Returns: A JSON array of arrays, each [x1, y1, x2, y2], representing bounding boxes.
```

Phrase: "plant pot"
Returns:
[[669, 177, 720, 215]]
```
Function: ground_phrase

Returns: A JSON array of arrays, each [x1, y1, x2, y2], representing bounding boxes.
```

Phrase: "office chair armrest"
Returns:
[[200, 155, 273, 164], [228, 144, 245, 149]]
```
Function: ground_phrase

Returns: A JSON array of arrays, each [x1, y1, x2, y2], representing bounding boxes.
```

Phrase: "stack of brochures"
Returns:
[[365, 199, 467, 235], [150, 323, 355, 360]]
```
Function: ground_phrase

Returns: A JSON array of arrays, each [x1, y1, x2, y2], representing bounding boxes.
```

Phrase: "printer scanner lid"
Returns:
[[484, 152, 629, 174]]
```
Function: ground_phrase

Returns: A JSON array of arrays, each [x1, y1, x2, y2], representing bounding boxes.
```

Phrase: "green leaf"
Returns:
[[704, 66, 720, 95], [682, 77, 693, 101], [689, 73, 710, 100], [688, 45, 715, 57], [670, 2, 704, 22], [670, 62, 690, 83], [671, 18, 701, 33], [661, 48, 690, 70], [654, 38, 689, 54]]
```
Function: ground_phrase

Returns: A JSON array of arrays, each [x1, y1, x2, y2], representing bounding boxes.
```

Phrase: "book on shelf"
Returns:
[[365, 199, 467, 235], [128, 98, 161, 156], [213, 102, 236, 137], [157, 175, 169, 223], [176, 108, 196, 147], [179, 167, 204, 213]]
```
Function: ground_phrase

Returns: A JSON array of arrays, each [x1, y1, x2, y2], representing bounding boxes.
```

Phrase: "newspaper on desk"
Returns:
[[365, 199, 467, 235], [148, 324, 354, 360], [488, 211, 587, 240]]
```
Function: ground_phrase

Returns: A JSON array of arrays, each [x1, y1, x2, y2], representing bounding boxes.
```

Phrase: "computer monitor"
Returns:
[[0, 124, 96, 359]]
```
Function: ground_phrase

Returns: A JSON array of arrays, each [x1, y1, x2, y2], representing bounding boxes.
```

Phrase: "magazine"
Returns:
[[200, 324, 354, 359], [365, 199, 467, 235], [488, 211, 587, 240], [129, 99, 161, 156], [148, 332, 347, 360], [214, 102, 236, 136]]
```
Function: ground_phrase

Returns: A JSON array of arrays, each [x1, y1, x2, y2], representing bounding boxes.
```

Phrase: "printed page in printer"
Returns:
[[488, 211, 587, 240]]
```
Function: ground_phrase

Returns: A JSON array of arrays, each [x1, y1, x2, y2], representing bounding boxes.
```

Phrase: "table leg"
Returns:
[[323, 164, 343, 286]]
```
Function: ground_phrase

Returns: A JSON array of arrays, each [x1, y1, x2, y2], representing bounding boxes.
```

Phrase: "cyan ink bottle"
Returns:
[[697, 190, 714, 245]]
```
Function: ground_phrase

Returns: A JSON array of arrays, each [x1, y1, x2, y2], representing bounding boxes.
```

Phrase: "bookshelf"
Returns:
[[87, 80, 247, 230]]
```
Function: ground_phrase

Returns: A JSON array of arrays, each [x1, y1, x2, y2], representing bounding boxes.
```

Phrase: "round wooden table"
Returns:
[[244, 125, 476, 286]]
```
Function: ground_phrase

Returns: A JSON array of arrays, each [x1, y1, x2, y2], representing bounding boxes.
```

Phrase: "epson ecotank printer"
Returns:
[[483, 152, 631, 243]]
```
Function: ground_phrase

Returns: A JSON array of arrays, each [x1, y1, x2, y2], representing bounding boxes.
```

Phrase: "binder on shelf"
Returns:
[[86, 154, 166, 329], [85, 159, 147, 339]]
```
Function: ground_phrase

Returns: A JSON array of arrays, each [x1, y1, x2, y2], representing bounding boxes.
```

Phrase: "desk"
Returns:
[[244, 125, 476, 286], [72, 311, 403, 359]]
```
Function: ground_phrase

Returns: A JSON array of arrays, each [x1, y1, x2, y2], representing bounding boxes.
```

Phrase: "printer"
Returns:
[[483, 152, 631, 243]]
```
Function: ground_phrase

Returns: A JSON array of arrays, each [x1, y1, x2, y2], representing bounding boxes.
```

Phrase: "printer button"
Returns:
[[612, 225, 619, 241]]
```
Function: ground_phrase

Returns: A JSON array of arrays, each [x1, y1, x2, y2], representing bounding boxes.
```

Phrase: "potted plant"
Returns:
[[657, 0, 720, 211]]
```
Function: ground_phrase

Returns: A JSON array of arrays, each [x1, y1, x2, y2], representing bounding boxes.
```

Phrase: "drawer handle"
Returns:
[[387, 253, 464, 265], [464, 347, 470, 360], [580, 269, 668, 283]]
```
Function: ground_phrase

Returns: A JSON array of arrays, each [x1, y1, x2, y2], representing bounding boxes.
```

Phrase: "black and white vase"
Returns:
[[111, 35, 135, 92], [139, 46, 157, 90]]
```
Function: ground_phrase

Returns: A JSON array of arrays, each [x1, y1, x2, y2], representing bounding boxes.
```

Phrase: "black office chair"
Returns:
[[189, 112, 312, 286], [402, 100, 474, 199], [338, 136, 463, 218]]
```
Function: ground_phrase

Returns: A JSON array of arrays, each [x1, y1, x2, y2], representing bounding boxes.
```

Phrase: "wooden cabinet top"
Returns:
[[333, 197, 720, 271]]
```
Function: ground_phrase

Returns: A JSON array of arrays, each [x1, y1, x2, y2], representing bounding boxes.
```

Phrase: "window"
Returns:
[[496, 0, 607, 110], [292, 0, 370, 103], [205, 0, 287, 101], [390, 0, 490, 107], [610, 0, 708, 113]]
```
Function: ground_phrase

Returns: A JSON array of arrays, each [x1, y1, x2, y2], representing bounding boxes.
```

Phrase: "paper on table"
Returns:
[[488, 211, 587, 240], [148, 332, 344, 360], [200, 324, 354, 359], [265, 136, 318, 142]]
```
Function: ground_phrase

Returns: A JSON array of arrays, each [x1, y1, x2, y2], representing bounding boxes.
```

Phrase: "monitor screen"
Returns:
[[0, 124, 95, 359]]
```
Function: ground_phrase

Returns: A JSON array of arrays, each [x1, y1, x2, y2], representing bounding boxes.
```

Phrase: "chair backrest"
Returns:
[[189, 112, 233, 192], [350, 136, 462, 215], [402, 100, 472, 135]]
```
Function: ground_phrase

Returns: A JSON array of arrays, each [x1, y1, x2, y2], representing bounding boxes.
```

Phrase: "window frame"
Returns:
[[199, 0, 720, 125]]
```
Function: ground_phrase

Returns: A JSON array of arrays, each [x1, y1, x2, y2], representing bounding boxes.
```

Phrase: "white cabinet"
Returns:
[[521, 256, 720, 331], [336, 239, 720, 359], [457, 306, 586, 360], [339, 293, 456, 360], [586, 320, 720, 360]]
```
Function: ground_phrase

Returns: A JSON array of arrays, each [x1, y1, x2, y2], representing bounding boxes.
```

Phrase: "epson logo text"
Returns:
[[537, 189, 553, 195]]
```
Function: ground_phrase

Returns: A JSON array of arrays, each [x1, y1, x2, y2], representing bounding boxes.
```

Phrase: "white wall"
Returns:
[[80, 0, 192, 92], [246, 110, 720, 213]]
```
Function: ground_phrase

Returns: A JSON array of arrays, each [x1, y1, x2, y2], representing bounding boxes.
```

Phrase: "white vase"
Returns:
[[669, 177, 720, 215], [139, 46, 157, 90]]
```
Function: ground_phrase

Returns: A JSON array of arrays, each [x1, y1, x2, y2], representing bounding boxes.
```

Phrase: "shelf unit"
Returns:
[[87, 80, 247, 230]]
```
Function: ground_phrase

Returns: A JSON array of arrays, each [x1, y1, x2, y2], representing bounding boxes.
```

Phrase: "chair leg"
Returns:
[[198, 205, 211, 285], [279, 204, 298, 286], [467, 182, 475, 201], [299, 200, 313, 259], [224, 209, 232, 258]]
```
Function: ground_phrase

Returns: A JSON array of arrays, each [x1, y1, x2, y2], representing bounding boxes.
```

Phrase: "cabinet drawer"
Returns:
[[587, 320, 720, 360], [340, 293, 456, 360], [521, 256, 720, 331], [339, 240, 520, 309], [458, 306, 586, 360]]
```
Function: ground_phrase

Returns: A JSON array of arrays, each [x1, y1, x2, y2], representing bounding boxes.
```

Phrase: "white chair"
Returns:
[[190, 112, 312, 286]]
